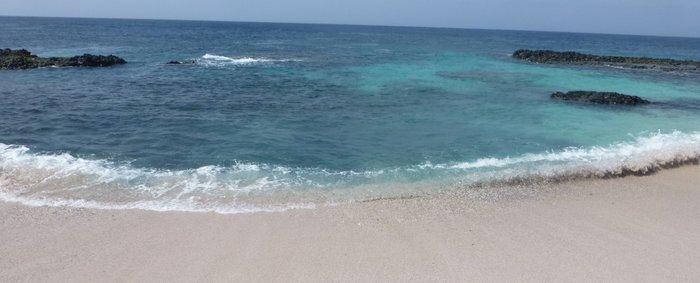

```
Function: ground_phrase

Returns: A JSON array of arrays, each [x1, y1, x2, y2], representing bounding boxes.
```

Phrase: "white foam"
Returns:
[[0, 144, 318, 213], [425, 131, 700, 177], [198, 54, 301, 66], [0, 190, 316, 214], [1, 131, 700, 213]]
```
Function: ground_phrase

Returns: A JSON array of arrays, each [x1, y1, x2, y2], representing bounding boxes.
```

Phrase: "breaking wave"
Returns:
[[1, 131, 699, 213], [197, 54, 302, 67]]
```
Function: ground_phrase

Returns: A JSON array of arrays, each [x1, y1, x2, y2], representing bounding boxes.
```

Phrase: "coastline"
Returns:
[[2, 165, 700, 282]]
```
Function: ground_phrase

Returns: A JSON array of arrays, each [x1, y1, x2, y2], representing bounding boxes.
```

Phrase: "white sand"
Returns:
[[1, 165, 700, 282]]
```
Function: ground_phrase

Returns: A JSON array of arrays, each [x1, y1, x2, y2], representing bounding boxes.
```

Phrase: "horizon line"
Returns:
[[1, 14, 698, 40]]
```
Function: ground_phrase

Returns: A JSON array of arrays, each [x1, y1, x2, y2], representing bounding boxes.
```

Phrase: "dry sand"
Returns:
[[1, 165, 700, 282]]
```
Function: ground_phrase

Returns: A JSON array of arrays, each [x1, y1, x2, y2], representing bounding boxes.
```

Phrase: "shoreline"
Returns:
[[3, 130, 700, 214], [2, 165, 700, 282]]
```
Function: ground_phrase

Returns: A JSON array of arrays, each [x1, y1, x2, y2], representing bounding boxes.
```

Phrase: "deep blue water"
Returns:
[[1, 17, 700, 212]]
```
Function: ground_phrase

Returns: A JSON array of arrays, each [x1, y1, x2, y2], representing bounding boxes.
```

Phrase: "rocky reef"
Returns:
[[551, 91, 651, 105], [0, 48, 127, 70], [513, 49, 700, 73], [166, 60, 196, 65]]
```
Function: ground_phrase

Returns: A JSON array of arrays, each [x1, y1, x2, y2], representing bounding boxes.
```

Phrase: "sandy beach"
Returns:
[[1, 165, 699, 282]]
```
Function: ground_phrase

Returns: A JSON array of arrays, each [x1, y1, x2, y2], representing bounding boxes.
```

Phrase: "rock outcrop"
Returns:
[[166, 60, 195, 65], [0, 48, 127, 70], [551, 91, 651, 105], [513, 49, 700, 73]]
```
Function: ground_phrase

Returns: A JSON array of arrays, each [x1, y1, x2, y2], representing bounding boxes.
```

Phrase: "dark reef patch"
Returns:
[[551, 91, 651, 106], [513, 49, 700, 73], [0, 48, 126, 70]]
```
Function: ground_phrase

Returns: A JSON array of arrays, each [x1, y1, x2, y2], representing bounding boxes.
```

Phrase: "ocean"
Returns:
[[1, 16, 700, 213]]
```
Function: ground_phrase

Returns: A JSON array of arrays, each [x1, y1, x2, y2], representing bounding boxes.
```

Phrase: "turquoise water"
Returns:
[[1, 17, 700, 213]]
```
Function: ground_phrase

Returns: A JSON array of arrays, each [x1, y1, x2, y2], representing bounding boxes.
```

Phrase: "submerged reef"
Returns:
[[513, 49, 700, 73], [551, 91, 651, 105], [166, 60, 196, 65], [0, 48, 127, 70]]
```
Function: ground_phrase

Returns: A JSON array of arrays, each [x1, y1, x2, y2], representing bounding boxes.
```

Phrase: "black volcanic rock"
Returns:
[[513, 49, 700, 73], [58, 54, 127, 67], [166, 60, 195, 65], [0, 48, 126, 70], [0, 48, 44, 69], [551, 91, 651, 105]]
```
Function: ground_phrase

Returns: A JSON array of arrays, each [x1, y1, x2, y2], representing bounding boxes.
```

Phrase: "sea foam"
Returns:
[[198, 54, 301, 67], [1, 131, 699, 213]]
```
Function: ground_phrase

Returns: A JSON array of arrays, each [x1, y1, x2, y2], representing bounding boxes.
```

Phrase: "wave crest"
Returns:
[[197, 54, 301, 66]]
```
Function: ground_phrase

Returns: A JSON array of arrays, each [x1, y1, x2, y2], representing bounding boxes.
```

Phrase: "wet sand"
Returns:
[[2, 165, 699, 282]]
